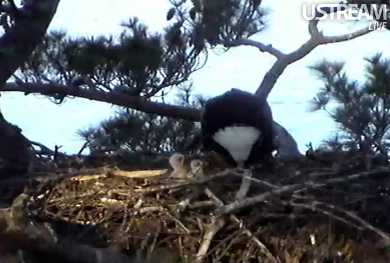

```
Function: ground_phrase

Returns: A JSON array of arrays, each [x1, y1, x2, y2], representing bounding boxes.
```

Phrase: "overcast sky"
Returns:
[[1, 0, 390, 154]]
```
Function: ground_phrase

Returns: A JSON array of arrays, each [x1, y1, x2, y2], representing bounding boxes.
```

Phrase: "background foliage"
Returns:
[[310, 53, 390, 155]]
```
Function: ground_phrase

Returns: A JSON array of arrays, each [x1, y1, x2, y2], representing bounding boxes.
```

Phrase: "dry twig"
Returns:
[[219, 168, 390, 214]]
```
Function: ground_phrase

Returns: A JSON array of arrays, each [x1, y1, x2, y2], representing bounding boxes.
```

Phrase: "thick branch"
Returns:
[[255, 21, 374, 98], [2, 82, 302, 158], [221, 20, 372, 99], [0, 0, 60, 84], [2, 82, 202, 121]]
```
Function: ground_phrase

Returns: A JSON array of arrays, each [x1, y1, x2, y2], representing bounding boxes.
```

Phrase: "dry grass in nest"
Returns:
[[1, 156, 390, 262]]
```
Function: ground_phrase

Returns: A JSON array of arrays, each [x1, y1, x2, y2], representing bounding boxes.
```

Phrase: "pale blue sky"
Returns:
[[2, 0, 390, 154]]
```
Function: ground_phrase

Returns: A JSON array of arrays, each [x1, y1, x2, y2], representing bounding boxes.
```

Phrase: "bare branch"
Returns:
[[224, 38, 285, 59], [204, 188, 280, 263], [319, 25, 373, 44], [195, 216, 225, 263], [308, 200, 390, 245], [1, 82, 300, 159], [219, 167, 390, 214], [255, 19, 374, 98], [30, 141, 56, 156], [2, 82, 202, 121]]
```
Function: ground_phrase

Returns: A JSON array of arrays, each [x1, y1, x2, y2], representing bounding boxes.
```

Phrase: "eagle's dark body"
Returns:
[[201, 89, 274, 167]]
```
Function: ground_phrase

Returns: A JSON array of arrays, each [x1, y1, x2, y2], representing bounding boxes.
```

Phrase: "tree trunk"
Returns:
[[0, 112, 31, 176], [0, 0, 60, 83], [0, 0, 60, 183]]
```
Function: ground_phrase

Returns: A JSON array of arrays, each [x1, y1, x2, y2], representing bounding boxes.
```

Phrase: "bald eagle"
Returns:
[[201, 89, 274, 167]]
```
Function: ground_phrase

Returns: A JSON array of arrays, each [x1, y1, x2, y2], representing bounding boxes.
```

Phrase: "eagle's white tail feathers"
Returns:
[[212, 126, 260, 164]]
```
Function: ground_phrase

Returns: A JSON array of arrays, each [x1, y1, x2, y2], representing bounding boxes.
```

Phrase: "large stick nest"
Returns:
[[2, 153, 390, 262]]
